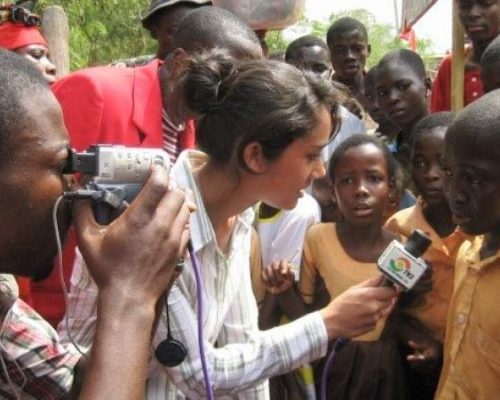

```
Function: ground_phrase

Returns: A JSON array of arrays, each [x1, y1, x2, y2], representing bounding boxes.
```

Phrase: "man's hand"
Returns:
[[73, 165, 195, 306], [320, 275, 398, 340], [261, 260, 295, 295]]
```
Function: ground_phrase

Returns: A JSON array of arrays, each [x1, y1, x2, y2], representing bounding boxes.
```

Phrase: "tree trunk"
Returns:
[[41, 6, 70, 78]]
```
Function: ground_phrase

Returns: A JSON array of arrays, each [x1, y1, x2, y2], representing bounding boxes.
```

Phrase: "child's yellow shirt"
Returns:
[[299, 223, 387, 341], [436, 235, 500, 399]]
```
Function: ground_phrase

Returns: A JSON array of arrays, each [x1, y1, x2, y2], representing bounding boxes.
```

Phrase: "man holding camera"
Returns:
[[28, 0, 212, 328], [0, 49, 193, 398]]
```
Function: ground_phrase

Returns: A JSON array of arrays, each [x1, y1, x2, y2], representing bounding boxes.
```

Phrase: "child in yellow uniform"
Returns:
[[263, 135, 409, 400], [385, 112, 469, 400], [435, 90, 500, 399]]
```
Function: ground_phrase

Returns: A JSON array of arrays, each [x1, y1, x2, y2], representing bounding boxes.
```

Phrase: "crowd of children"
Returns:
[[253, 2, 500, 400], [1, 0, 500, 399]]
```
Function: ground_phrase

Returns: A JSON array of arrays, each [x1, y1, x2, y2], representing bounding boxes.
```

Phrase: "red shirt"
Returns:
[[431, 52, 484, 112]]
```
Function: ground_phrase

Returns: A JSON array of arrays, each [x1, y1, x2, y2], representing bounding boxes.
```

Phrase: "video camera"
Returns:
[[64, 145, 170, 224]]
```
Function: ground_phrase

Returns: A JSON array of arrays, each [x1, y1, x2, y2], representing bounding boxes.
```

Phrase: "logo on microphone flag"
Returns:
[[389, 257, 411, 272]]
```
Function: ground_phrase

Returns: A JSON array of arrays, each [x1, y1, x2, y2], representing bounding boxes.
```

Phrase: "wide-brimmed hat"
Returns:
[[142, 0, 211, 29]]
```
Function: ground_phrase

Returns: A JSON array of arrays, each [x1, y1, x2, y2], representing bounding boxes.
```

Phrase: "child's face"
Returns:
[[376, 63, 428, 130], [361, 76, 391, 125], [481, 60, 500, 92], [332, 143, 390, 227], [288, 46, 333, 80], [329, 29, 370, 82], [443, 133, 500, 235], [457, 0, 500, 44], [411, 127, 448, 207]]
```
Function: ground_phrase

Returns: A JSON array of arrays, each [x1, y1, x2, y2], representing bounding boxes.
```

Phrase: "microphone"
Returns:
[[378, 229, 431, 291]]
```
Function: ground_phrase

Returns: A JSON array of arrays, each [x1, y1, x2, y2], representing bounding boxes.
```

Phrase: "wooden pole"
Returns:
[[393, 0, 400, 33], [41, 6, 70, 78], [451, 1, 465, 111]]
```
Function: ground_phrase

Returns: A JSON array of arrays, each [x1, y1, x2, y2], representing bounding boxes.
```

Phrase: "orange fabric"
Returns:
[[299, 223, 388, 341], [0, 21, 46, 49], [385, 198, 468, 341], [436, 236, 500, 399]]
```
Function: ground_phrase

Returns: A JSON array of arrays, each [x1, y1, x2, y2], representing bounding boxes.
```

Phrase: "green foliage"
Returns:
[[266, 8, 436, 69], [34, 2, 435, 71], [36, 0, 156, 70], [266, 30, 288, 55]]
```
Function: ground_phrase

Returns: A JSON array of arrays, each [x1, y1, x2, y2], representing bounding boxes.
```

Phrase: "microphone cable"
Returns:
[[53, 194, 90, 359], [188, 241, 214, 400], [55, 191, 215, 399], [320, 337, 349, 400]]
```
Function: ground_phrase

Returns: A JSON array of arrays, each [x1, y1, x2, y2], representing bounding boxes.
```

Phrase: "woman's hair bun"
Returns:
[[178, 49, 238, 116]]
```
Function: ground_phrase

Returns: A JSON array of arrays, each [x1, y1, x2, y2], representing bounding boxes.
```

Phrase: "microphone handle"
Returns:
[[380, 276, 394, 287]]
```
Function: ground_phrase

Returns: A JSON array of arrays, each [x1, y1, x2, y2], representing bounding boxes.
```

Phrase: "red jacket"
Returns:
[[29, 60, 195, 327], [53, 59, 195, 150]]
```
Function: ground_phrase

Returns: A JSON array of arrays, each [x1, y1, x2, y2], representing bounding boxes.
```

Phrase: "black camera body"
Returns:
[[66, 145, 170, 224]]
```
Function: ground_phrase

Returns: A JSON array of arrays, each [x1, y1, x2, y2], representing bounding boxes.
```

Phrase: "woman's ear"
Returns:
[[242, 142, 269, 174]]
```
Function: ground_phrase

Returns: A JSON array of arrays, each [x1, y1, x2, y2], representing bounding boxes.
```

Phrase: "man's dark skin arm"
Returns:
[[73, 167, 193, 400]]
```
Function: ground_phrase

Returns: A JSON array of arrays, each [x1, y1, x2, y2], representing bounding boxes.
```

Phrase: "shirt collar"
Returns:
[[171, 150, 254, 253], [403, 197, 469, 256], [162, 108, 185, 131], [466, 235, 500, 273]]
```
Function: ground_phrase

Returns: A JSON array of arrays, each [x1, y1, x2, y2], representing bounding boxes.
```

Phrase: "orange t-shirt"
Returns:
[[299, 223, 388, 341]]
